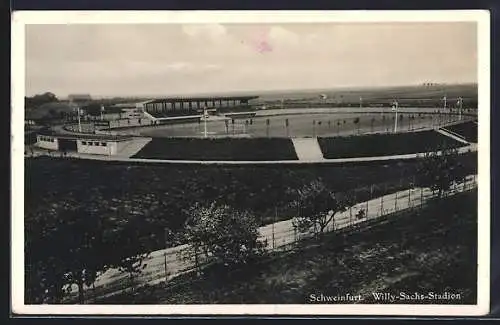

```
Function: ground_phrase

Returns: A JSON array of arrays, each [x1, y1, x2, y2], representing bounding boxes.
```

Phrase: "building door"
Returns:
[[58, 138, 78, 152]]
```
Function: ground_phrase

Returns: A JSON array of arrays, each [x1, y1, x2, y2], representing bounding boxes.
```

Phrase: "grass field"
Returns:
[[96, 189, 478, 304], [132, 138, 298, 161], [318, 130, 467, 159], [137, 111, 463, 139]]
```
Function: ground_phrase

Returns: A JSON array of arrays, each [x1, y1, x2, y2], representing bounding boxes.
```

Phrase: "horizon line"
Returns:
[[27, 82, 478, 99]]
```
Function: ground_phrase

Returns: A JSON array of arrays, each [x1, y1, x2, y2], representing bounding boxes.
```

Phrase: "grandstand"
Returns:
[[142, 95, 259, 119]]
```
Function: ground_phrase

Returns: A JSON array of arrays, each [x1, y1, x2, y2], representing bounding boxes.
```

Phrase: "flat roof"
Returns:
[[146, 96, 259, 103], [38, 132, 133, 142]]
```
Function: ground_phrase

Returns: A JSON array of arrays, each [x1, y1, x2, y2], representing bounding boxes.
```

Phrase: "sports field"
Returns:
[[137, 110, 469, 139]]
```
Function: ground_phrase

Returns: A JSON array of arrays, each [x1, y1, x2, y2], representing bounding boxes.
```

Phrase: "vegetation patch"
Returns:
[[97, 190, 477, 304], [133, 137, 299, 161], [442, 121, 478, 143], [318, 130, 466, 159]]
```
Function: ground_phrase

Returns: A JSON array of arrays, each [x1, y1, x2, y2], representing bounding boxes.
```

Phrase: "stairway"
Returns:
[[117, 137, 152, 157], [292, 138, 325, 161]]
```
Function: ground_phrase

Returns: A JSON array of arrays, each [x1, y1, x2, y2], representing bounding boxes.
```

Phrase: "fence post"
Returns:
[[194, 249, 200, 276], [272, 207, 276, 250], [164, 228, 169, 284], [348, 201, 353, 227], [293, 227, 297, 246], [380, 193, 384, 216], [408, 185, 412, 209], [164, 252, 168, 283], [367, 184, 373, 219], [394, 191, 398, 212]]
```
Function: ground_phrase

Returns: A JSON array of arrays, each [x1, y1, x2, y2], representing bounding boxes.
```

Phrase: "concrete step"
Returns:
[[117, 137, 152, 157], [292, 138, 325, 161]]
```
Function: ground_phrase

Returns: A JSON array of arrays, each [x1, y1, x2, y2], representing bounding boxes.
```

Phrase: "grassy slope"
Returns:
[[443, 121, 478, 143], [132, 138, 298, 161], [99, 190, 477, 304], [25, 154, 477, 253], [318, 130, 466, 159]]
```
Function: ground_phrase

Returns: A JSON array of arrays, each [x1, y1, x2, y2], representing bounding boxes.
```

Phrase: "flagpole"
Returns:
[[393, 100, 398, 133], [458, 97, 463, 121], [443, 95, 447, 125], [203, 106, 208, 138], [77, 106, 82, 133]]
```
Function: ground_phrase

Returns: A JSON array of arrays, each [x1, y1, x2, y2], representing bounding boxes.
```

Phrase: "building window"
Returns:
[[94, 142, 99, 146], [101, 142, 107, 146], [82, 141, 87, 145]]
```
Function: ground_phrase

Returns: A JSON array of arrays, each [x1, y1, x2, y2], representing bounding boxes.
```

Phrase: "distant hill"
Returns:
[[131, 83, 477, 103], [255, 83, 478, 103]]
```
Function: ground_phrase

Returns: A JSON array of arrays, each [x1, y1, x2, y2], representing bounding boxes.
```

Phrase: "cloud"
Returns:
[[25, 23, 477, 97], [204, 64, 222, 71], [240, 26, 301, 54], [166, 62, 191, 71], [126, 61, 222, 74], [181, 24, 227, 41], [267, 26, 300, 47], [240, 26, 300, 54]]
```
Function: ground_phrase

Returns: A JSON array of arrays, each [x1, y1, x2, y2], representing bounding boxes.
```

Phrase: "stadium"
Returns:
[[24, 84, 480, 305], [28, 85, 479, 163]]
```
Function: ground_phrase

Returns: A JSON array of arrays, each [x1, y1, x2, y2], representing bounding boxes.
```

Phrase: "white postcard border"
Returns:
[[11, 10, 491, 316]]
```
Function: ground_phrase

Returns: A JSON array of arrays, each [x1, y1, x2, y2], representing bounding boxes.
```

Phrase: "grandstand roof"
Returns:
[[146, 95, 259, 103], [38, 129, 133, 142]]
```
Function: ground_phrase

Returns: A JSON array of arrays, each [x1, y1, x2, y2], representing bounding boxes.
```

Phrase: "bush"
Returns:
[[184, 203, 266, 267]]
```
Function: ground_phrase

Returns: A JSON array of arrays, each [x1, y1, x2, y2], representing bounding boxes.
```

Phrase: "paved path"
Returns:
[[255, 107, 477, 116], [31, 142, 476, 165], [291, 138, 325, 161], [64, 175, 477, 303], [437, 129, 469, 144]]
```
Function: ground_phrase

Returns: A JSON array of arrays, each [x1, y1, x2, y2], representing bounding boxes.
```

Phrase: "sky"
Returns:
[[25, 22, 478, 98]]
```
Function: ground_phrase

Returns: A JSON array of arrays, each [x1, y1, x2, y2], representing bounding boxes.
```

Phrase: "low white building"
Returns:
[[35, 133, 135, 156], [36, 135, 59, 151]]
